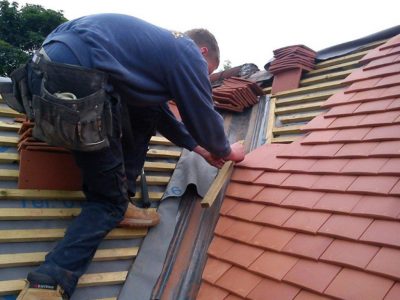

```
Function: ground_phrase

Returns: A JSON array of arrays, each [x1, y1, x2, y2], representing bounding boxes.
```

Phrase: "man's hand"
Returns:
[[224, 141, 245, 163], [193, 145, 226, 168]]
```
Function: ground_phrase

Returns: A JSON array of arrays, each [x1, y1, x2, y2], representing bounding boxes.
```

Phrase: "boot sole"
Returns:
[[119, 218, 160, 228]]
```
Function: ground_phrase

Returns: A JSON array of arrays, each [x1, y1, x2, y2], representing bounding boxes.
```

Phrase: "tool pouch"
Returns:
[[31, 60, 113, 152]]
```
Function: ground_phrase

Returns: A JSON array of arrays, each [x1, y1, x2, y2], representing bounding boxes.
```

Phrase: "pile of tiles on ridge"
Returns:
[[212, 77, 264, 112], [269, 45, 317, 74]]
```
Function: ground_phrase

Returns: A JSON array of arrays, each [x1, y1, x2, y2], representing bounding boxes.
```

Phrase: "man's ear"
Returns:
[[200, 47, 209, 56]]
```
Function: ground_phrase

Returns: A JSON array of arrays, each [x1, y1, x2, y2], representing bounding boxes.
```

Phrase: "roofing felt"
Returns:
[[198, 35, 400, 300]]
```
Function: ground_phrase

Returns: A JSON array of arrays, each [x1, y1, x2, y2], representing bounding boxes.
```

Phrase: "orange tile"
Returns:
[[318, 214, 373, 240], [313, 192, 361, 213], [347, 175, 399, 194], [281, 174, 321, 189], [324, 268, 394, 300], [223, 294, 243, 300], [363, 124, 400, 141], [253, 171, 291, 186], [215, 266, 262, 298], [335, 142, 379, 158], [203, 257, 232, 283], [253, 187, 292, 205], [351, 195, 400, 219], [328, 114, 365, 128], [309, 159, 350, 173], [346, 77, 382, 93], [250, 226, 295, 251], [301, 130, 340, 144], [340, 158, 388, 175], [364, 53, 400, 70], [283, 210, 331, 234], [350, 87, 386, 103], [197, 282, 229, 300], [380, 158, 400, 175], [277, 140, 312, 158], [320, 239, 379, 269], [282, 233, 333, 260], [330, 127, 371, 143], [293, 290, 333, 300], [283, 259, 341, 293], [384, 283, 400, 300], [231, 168, 264, 183], [215, 216, 236, 235], [248, 250, 298, 280], [208, 236, 235, 257], [225, 182, 264, 200], [279, 159, 318, 172], [222, 219, 263, 243], [306, 143, 344, 158], [323, 91, 354, 107], [227, 202, 265, 221], [222, 243, 263, 268], [253, 206, 295, 226], [353, 98, 394, 114], [220, 197, 240, 215], [358, 111, 400, 126], [325, 102, 360, 117], [311, 175, 357, 192], [369, 140, 400, 157], [281, 190, 324, 209], [360, 220, 400, 247], [301, 114, 335, 131], [247, 278, 300, 300], [237, 144, 287, 170], [366, 247, 400, 279]]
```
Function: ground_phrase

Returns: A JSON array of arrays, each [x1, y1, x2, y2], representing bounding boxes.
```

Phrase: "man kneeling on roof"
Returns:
[[10, 13, 245, 300]]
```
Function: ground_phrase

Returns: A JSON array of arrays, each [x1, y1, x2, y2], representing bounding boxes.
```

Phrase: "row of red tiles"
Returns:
[[217, 195, 400, 248], [360, 36, 400, 64], [202, 250, 398, 299], [212, 214, 400, 280]]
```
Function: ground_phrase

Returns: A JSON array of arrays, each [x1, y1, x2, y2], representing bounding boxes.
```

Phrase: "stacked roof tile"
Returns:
[[198, 35, 400, 299], [212, 77, 264, 112], [269, 45, 317, 74]]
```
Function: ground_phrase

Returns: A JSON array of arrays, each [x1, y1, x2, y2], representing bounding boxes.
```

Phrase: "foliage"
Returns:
[[222, 59, 232, 70], [0, 0, 67, 76]]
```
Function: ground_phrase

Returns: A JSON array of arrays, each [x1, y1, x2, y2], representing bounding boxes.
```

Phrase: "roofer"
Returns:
[[10, 13, 245, 300]]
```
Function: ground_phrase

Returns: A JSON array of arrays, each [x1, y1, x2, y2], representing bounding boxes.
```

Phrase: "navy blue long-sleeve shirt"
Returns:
[[43, 13, 231, 157]]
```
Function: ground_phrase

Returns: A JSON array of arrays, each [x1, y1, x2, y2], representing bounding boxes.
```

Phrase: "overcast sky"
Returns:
[[19, 0, 400, 70]]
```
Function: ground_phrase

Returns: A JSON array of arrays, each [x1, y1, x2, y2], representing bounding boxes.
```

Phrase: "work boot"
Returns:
[[119, 203, 160, 227], [17, 272, 67, 300]]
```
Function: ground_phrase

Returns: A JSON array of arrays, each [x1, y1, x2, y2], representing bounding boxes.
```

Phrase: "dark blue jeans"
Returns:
[[27, 42, 157, 297]]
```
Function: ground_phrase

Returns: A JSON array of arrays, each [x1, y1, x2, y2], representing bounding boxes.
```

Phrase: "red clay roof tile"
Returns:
[[283, 259, 341, 293], [384, 282, 400, 300], [335, 141, 379, 157], [360, 220, 400, 247], [318, 214, 373, 240], [328, 114, 365, 128], [225, 182, 264, 200], [366, 247, 400, 279], [227, 201, 265, 221], [353, 98, 394, 113], [313, 192, 361, 213], [207, 236, 235, 257], [390, 180, 400, 196], [293, 290, 333, 300], [237, 144, 287, 170], [248, 250, 298, 280], [324, 102, 361, 117], [230, 168, 264, 183], [282, 210, 331, 234], [247, 278, 300, 300], [215, 216, 236, 235], [253, 187, 292, 204], [222, 219, 263, 243], [324, 268, 394, 300], [320, 239, 379, 269], [220, 197, 240, 215], [309, 158, 350, 173], [347, 176, 399, 194], [215, 266, 262, 298], [222, 243, 263, 268], [279, 159, 318, 172], [197, 282, 229, 300], [306, 143, 344, 158], [253, 171, 291, 185], [281, 174, 321, 189], [281, 190, 324, 209], [341, 158, 388, 175], [351, 195, 400, 219], [369, 140, 400, 157], [312, 174, 357, 192], [282, 233, 333, 260], [223, 294, 244, 300], [202, 257, 232, 284], [253, 206, 296, 226], [250, 226, 295, 251]]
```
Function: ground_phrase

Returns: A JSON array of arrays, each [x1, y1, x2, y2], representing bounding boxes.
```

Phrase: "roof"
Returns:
[[198, 35, 400, 299]]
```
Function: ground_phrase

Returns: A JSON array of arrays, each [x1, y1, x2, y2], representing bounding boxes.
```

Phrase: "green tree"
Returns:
[[222, 59, 232, 70], [0, 0, 67, 76]]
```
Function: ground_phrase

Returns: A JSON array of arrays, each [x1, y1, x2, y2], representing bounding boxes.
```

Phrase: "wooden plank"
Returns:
[[307, 61, 360, 77], [275, 101, 326, 115], [149, 136, 173, 146], [0, 121, 21, 131], [0, 247, 138, 268], [0, 228, 147, 243], [146, 148, 181, 159], [136, 175, 170, 185], [0, 169, 18, 180], [0, 208, 82, 220], [271, 136, 301, 144], [262, 86, 272, 94], [0, 271, 128, 295], [272, 125, 302, 135], [0, 107, 24, 118], [201, 161, 234, 208], [144, 161, 176, 172], [0, 188, 84, 200], [0, 152, 19, 163], [279, 111, 321, 124], [275, 90, 335, 107], [272, 80, 345, 98], [0, 136, 18, 147], [300, 69, 353, 86], [315, 50, 368, 69], [265, 97, 276, 144]]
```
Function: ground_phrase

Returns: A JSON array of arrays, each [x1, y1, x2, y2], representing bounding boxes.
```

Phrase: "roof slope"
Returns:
[[198, 35, 400, 300]]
